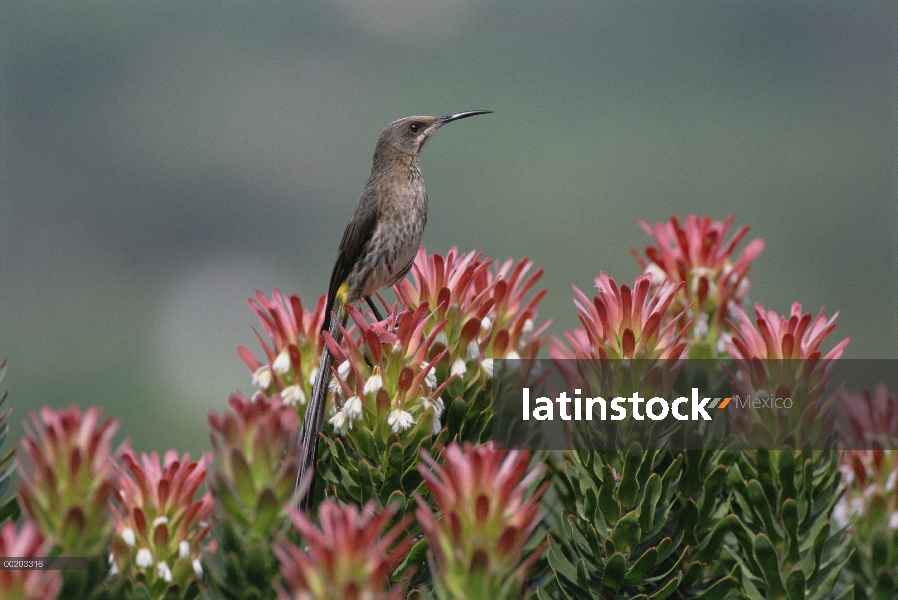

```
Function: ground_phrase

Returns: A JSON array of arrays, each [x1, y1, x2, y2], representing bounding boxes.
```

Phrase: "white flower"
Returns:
[[387, 409, 414, 433], [480, 316, 492, 331], [363, 374, 383, 395], [157, 560, 173, 583], [179, 540, 190, 558], [466, 341, 480, 361], [193, 558, 204, 579], [337, 360, 351, 380], [152, 516, 168, 528], [506, 350, 521, 361], [308, 367, 318, 386], [424, 368, 437, 388], [434, 331, 449, 346], [251, 366, 272, 390], [108, 557, 118, 576], [522, 318, 534, 333], [450, 357, 467, 377], [272, 349, 291, 374], [329, 410, 350, 435], [329, 376, 341, 393], [482, 358, 494, 377], [344, 395, 364, 420], [281, 384, 307, 406], [136, 548, 153, 568], [421, 396, 445, 417], [430, 413, 442, 436], [121, 527, 136, 547]]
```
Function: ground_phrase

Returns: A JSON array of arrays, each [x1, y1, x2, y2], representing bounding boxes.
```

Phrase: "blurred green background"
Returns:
[[1, 1, 895, 457]]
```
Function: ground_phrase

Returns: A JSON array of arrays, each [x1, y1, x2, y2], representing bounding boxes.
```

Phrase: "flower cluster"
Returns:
[[837, 384, 898, 451], [0, 522, 62, 600], [394, 247, 550, 385], [17, 406, 119, 557], [110, 450, 213, 588], [325, 303, 452, 439], [274, 501, 412, 600], [416, 442, 547, 600], [207, 393, 301, 532], [238, 290, 327, 411], [633, 214, 765, 356], [725, 301, 850, 447]]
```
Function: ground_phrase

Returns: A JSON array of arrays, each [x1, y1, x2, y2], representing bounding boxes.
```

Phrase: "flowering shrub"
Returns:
[[2, 215, 888, 599]]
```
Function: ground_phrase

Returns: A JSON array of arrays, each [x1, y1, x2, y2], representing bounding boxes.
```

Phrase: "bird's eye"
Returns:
[[409, 123, 421, 133]]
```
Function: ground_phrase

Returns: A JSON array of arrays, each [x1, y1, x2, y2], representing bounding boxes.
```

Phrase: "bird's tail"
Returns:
[[294, 296, 346, 509]]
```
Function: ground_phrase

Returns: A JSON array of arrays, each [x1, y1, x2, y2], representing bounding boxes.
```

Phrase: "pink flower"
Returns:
[[394, 247, 550, 380], [416, 442, 547, 599], [725, 302, 850, 448], [275, 501, 412, 600], [322, 303, 452, 440], [207, 393, 301, 530], [633, 214, 765, 354], [17, 405, 119, 556], [0, 521, 62, 600], [238, 290, 327, 412], [110, 450, 213, 587], [553, 273, 689, 362], [836, 384, 898, 451]]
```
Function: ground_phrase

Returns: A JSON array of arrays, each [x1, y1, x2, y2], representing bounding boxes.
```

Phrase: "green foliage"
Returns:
[[726, 449, 852, 600]]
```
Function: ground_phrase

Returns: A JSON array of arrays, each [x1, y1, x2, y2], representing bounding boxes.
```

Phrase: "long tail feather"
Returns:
[[294, 297, 345, 509]]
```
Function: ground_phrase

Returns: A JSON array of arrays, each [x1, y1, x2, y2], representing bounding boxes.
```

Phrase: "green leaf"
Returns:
[[602, 552, 626, 592], [609, 511, 641, 554], [752, 533, 786, 597], [784, 568, 805, 600]]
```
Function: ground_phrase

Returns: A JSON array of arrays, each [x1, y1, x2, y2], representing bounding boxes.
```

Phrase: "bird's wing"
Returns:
[[323, 190, 379, 328]]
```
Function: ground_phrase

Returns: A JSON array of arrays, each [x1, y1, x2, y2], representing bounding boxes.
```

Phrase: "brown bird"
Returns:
[[295, 110, 492, 509]]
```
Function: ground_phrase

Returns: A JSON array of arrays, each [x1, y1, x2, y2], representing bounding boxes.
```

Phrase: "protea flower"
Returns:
[[274, 501, 412, 600], [238, 290, 327, 412], [725, 301, 850, 447], [207, 393, 301, 532], [110, 450, 213, 589], [837, 383, 898, 451], [632, 214, 765, 356], [551, 273, 690, 404], [17, 405, 118, 556], [416, 442, 547, 600], [0, 521, 62, 600], [324, 303, 452, 440], [394, 247, 551, 385]]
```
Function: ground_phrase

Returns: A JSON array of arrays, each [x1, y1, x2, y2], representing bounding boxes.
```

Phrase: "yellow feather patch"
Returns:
[[336, 282, 349, 303]]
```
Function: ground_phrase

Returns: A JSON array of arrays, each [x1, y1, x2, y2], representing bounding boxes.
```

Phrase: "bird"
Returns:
[[295, 110, 493, 509]]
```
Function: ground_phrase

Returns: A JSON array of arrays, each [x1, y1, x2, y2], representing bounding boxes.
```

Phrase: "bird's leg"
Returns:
[[364, 296, 385, 323], [366, 295, 404, 333]]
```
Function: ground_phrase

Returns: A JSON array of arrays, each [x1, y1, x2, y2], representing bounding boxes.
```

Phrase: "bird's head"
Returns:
[[376, 110, 492, 158]]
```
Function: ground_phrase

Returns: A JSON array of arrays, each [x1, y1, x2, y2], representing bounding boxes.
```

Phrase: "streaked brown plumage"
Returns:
[[295, 110, 492, 509]]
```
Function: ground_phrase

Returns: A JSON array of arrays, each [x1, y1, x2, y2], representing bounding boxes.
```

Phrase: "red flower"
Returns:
[[553, 273, 689, 362], [17, 405, 119, 556], [0, 521, 62, 600], [725, 302, 850, 448], [110, 450, 213, 586], [238, 290, 328, 410], [207, 393, 301, 532], [837, 384, 898, 451], [323, 303, 452, 438], [633, 214, 765, 355], [274, 501, 412, 600], [416, 442, 547, 600], [394, 247, 550, 382]]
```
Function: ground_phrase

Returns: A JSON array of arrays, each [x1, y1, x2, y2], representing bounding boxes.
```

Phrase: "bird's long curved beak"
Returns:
[[436, 110, 493, 124]]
